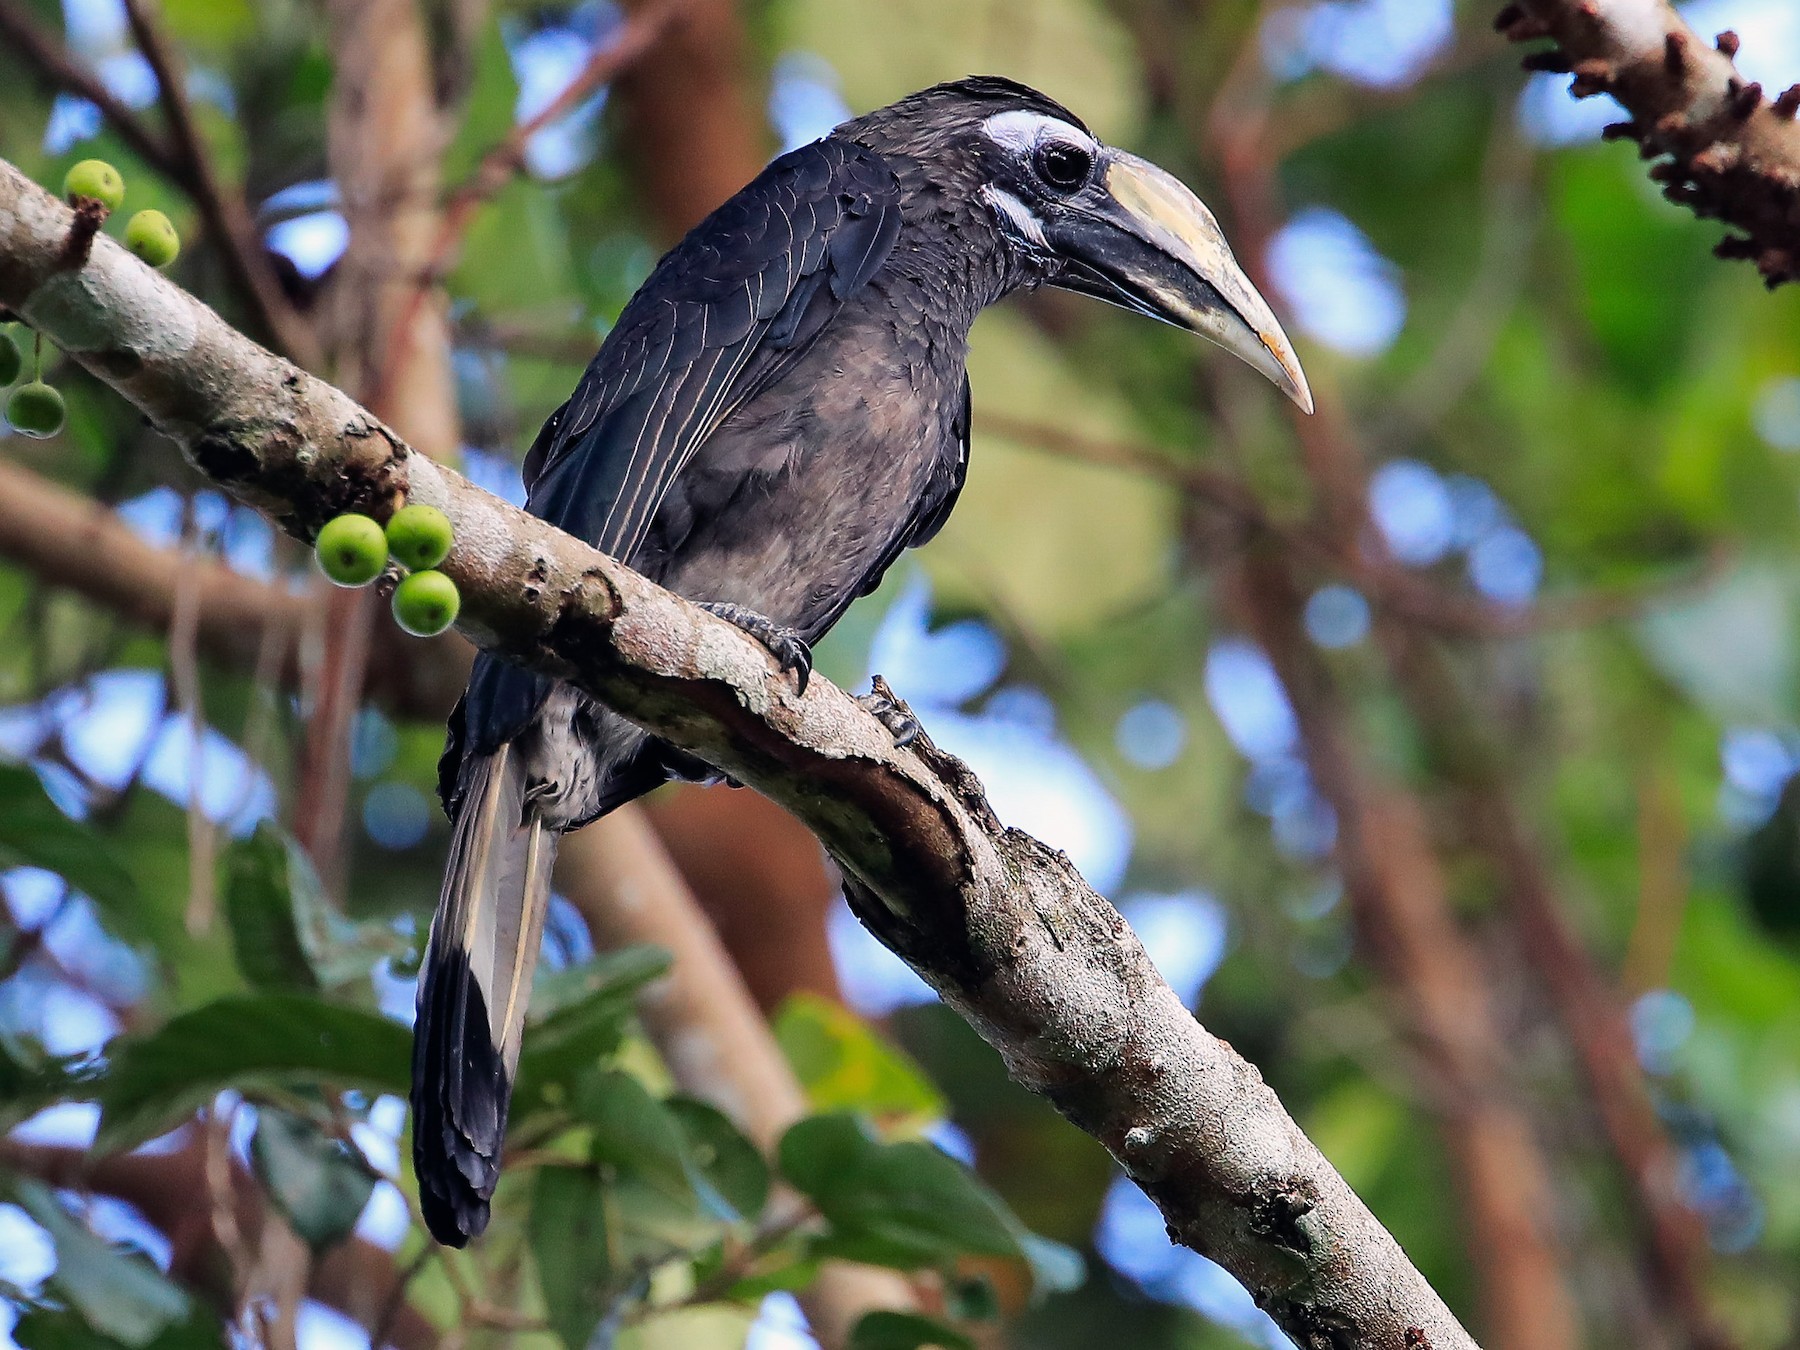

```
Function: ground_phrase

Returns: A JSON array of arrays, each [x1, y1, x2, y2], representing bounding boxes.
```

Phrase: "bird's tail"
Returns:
[[411, 744, 558, 1246]]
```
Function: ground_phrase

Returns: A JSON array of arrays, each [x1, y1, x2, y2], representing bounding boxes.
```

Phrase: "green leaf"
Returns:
[[0, 765, 137, 920], [574, 1069, 693, 1201], [221, 827, 319, 992], [943, 1275, 1000, 1322], [667, 1097, 770, 1223], [774, 994, 945, 1126], [847, 1311, 975, 1350], [13, 1181, 192, 1348], [96, 994, 412, 1152], [250, 1107, 379, 1252], [778, 1115, 1020, 1269], [11, 1306, 224, 1350], [0, 1035, 92, 1131], [530, 1164, 615, 1350], [222, 825, 408, 992], [10, 1308, 120, 1350], [513, 945, 670, 1113], [569, 1070, 729, 1262]]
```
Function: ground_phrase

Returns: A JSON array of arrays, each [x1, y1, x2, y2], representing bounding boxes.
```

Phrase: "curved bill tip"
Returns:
[[1259, 325, 1314, 415]]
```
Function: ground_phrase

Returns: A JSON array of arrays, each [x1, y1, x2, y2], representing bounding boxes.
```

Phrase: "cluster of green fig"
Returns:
[[315, 504, 462, 637], [2, 160, 184, 440], [63, 158, 180, 267]]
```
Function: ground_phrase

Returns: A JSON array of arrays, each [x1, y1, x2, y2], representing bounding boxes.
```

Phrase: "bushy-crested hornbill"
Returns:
[[413, 75, 1311, 1246]]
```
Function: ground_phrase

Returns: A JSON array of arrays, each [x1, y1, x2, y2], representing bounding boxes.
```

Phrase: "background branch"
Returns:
[[119, 0, 318, 367]]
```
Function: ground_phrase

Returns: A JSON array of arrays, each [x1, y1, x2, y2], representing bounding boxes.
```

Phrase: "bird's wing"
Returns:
[[521, 137, 904, 562]]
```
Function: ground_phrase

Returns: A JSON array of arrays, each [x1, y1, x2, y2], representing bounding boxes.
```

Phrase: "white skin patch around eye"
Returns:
[[978, 184, 1048, 249], [980, 109, 1096, 159]]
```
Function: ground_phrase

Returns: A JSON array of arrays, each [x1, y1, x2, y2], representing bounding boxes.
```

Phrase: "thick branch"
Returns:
[[0, 155, 1477, 1350], [1498, 0, 1800, 285]]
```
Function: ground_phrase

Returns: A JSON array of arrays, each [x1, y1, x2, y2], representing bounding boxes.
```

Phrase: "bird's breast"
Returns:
[[637, 303, 966, 639]]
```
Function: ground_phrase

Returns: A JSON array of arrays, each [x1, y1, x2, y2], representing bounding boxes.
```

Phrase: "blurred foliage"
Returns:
[[0, 0, 1799, 1347]]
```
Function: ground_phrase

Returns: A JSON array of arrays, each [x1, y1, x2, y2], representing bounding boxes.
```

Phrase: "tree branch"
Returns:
[[1496, 0, 1800, 286], [298, 0, 462, 887], [119, 0, 320, 368], [366, 0, 684, 415], [0, 0, 185, 183], [0, 155, 1478, 1350]]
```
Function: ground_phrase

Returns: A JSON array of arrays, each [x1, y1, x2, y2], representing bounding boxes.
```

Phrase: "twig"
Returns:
[[1189, 13, 1733, 1338], [201, 1103, 246, 1308], [371, 1244, 438, 1350], [0, 457, 467, 720], [983, 410, 1732, 639], [0, 0, 184, 181], [1191, 14, 1584, 1346], [1378, 620, 1732, 1350], [363, 0, 684, 416], [119, 0, 320, 367], [169, 523, 216, 937]]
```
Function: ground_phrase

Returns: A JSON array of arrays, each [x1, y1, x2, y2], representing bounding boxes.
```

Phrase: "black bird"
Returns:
[[413, 75, 1311, 1245]]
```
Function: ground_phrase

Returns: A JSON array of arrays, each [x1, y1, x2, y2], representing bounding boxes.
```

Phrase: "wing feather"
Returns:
[[522, 138, 904, 569]]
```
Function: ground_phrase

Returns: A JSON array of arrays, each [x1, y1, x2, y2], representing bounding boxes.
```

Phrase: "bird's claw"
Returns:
[[857, 679, 921, 748], [699, 602, 813, 695]]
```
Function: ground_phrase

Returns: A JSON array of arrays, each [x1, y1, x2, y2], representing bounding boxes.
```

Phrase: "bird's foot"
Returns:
[[857, 676, 921, 748], [698, 602, 812, 695]]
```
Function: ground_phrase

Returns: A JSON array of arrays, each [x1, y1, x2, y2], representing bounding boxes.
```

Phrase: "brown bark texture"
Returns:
[[0, 155, 1480, 1350], [1496, 0, 1800, 285]]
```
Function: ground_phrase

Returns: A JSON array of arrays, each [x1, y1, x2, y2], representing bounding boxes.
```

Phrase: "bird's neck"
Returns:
[[882, 160, 1036, 331]]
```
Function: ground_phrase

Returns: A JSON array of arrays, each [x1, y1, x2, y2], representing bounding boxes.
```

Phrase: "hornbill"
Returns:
[[413, 75, 1312, 1245]]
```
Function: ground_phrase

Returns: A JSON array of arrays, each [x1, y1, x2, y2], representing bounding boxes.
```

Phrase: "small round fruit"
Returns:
[[392, 569, 460, 637], [0, 331, 22, 387], [124, 209, 179, 268], [5, 381, 66, 439], [384, 503, 454, 570], [63, 159, 124, 211], [314, 513, 387, 587]]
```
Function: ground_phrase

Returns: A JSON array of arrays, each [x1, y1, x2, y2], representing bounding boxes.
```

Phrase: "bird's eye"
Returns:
[[1033, 141, 1092, 191]]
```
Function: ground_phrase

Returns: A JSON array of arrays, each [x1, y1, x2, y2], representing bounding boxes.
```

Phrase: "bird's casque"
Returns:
[[411, 75, 1311, 1247]]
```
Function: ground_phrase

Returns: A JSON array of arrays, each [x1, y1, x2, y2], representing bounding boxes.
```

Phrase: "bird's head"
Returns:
[[848, 77, 1313, 414]]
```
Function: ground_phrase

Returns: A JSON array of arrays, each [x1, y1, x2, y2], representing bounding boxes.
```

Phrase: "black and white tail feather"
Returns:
[[410, 745, 558, 1246]]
